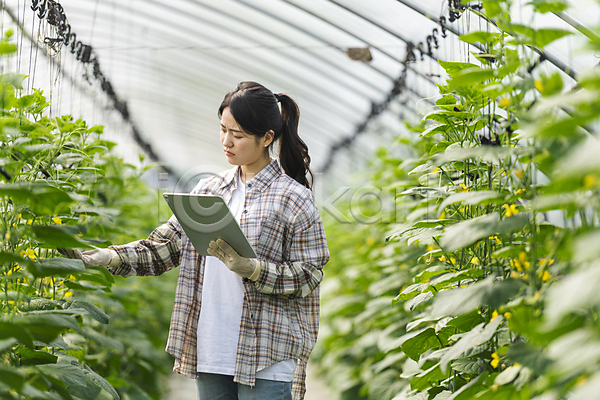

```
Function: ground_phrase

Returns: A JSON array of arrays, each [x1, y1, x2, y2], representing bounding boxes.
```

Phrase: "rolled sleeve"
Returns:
[[253, 209, 329, 298], [108, 215, 182, 277]]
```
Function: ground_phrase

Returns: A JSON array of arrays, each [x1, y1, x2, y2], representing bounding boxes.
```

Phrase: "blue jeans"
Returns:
[[196, 373, 292, 400]]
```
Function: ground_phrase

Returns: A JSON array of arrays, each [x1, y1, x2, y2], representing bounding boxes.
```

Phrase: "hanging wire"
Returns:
[[19, 0, 177, 178]]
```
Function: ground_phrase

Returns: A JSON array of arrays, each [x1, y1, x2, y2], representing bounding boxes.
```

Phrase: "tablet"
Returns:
[[162, 193, 257, 258]]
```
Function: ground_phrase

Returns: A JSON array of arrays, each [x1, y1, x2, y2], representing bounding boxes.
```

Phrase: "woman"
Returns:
[[62, 82, 330, 400]]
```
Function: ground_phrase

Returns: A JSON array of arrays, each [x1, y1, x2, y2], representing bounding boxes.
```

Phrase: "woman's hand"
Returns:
[[207, 239, 261, 280], [57, 248, 120, 268]]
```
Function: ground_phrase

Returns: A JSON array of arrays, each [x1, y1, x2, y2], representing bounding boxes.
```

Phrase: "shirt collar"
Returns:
[[218, 159, 282, 192]]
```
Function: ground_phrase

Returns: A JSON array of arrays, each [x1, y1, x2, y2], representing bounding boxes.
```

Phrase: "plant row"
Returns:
[[315, 1, 600, 399], [0, 31, 176, 400]]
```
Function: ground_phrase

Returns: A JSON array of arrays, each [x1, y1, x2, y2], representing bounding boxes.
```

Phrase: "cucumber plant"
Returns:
[[316, 1, 600, 399]]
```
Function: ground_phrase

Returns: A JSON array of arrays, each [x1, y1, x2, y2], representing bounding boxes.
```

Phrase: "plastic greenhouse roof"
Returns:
[[4, 0, 600, 184]]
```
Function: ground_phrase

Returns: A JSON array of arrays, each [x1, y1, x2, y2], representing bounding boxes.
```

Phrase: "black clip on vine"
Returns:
[[439, 17, 448, 38]]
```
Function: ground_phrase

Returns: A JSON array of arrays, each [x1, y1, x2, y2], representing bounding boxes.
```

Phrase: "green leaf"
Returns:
[[0, 364, 25, 391], [404, 292, 435, 311], [83, 364, 121, 400], [460, 31, 503, 46], [544, 260, 600, 325], [402, 328, 443, 361], [65, 300, 109, 324], [79, 327, 124, 352], [421, 123, 447, 137], [410, 363, 450, 391], [0, 183, 75, 216], [429, 141, 451, 155], [436, 94, 457, 106], [510, 24, 573, 48], [438, 60, 479, 77], [400, 187, 447, 198], [529, 0, 567, 13], [447, 310, 485, 332], [439, 317, 504, 372], [18, 348, 58, 366], [440, 213, 499, 252], [27, 258, 85, 278], [537, 72, 563, 97], [506, 342, 550, 375], [440, 213, 529, 252], [11, 314, 79, 344], [63, 280, 110, 291], [448, 67, 495, 89], [0, 338, 17, 354], [0, 42, 18, 56], [439, 191, 505, 211], [29, 225, 93, 249], [451, 358, 488, 375], [431, 275, 522, 317], [494, 365, 522, 385], [0, 321, 34, 348]]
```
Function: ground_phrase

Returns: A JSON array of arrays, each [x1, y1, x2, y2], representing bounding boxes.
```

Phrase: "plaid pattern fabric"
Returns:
[[109, 159, 329, 399]]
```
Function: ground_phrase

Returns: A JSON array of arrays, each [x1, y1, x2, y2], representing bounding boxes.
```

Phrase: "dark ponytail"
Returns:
[[218, 81, 313, 189], [276, 93, 313, 189]]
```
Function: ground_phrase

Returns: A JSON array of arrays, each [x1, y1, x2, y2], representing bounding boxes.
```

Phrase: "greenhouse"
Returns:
[[2, 0, 600, 399]]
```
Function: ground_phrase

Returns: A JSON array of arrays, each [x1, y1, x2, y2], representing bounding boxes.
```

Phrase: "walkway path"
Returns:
[[166, 361, 332, 399]]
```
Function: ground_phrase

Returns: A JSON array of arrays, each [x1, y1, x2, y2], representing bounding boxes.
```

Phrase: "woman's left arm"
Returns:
[[252, 207, 330, 298]]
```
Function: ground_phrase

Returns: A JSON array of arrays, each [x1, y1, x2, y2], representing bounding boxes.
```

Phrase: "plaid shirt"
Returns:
[[109, 159, 329, 399]]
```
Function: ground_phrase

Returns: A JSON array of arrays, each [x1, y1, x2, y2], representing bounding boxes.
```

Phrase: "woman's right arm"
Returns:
[[108, 215, 182, 277]]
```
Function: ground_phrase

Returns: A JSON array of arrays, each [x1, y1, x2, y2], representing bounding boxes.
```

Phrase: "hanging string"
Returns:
[[320, 0, 483, 173], [26, 0, 176, 178]]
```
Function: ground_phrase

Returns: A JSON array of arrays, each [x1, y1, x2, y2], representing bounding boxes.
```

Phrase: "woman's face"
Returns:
[[220, 107, 271, 169]]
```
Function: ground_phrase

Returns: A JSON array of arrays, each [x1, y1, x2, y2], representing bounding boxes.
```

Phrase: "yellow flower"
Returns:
[[518, 252, 531, 270], [471, 256, 479, 265], [510, 271, 519, 279], [516, 188, 526, 195], [510, 259, 522, 272], [584, 174, 597, 188], [491, 352, 500, 368], [52, 216, 62, 225], [26, 219, 33, 225], [432, 167, 440, 173], [17, 213, 22, 219], [491, 310, 499, 321], [576, 376, 587, 387], [4, 231, 10, 240], [498, 96, 510, 108], [504, 312, 512, 319], [534, 79, 544, 93], [514, 169, 524, 179], [439, 211, 446, 219], [541, 270, 552, 282], [20, 248, 38, 260], [439, 255, 446, 262], [539, 258, 554, 268], [458, 183, 468, 193], [489, 235, 502, 245], [64, 291, 73, 298], [502, 204, 519, 217], [426, 245, 435, 252]]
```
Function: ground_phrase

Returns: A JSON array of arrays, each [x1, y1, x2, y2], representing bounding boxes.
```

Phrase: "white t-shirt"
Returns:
[[196, 172, 297, 382]]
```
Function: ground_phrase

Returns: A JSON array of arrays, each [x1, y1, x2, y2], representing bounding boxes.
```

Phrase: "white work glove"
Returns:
[[57, 248, 120, 268], [207, 239, 261, 280]]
